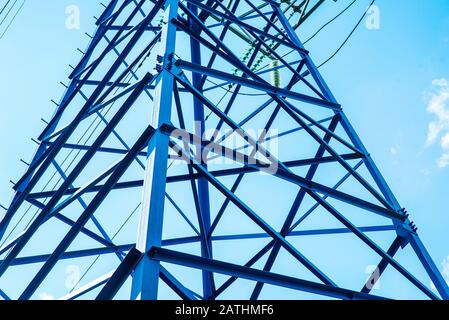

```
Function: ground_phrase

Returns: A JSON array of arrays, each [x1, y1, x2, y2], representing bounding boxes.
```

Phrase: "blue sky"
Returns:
[[0, 0, 448, 299]]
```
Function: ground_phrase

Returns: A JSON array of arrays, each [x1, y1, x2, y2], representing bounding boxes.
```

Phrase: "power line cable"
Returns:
[[207, 0, 375, 97], [317, 0, 375, 68], [0, 0, 25, 41], [0, 0, 17, 28], [0, 0, 12, 17], [303, 0, 357, 45], [1, 11, 155, 248], [68, 201, 142, 294], [249, 0, 360, 75]]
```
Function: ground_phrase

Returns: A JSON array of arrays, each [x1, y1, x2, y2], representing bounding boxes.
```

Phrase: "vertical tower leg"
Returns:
[[188, 2, 215, 299], [131, 0, 179, 300]]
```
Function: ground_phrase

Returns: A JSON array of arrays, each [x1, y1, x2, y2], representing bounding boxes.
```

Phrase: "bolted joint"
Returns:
[[396, 220, 416, 239], [148, 247, 159, 258], [155, 64, 163, 73], [399, 208, 409, 218], [292, 5, 302, 13], [409, 221, 418, 233], [155, 53, 175, 72], [159, 123, 173, 134]]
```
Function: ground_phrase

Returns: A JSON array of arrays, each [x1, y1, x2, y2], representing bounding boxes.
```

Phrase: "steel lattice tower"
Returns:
[[0, 0, 447, 300]]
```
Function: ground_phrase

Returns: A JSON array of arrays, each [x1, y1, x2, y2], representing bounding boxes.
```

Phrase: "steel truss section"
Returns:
[[0, 0, 447, 300]]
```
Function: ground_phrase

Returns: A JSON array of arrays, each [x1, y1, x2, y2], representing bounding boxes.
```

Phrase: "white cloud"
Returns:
[[425, 78, 449, 168], [390, 146, 398, 155], [438, 153, 449, 168], [441, 133, 449, 149], [38, 292, 55, 300]]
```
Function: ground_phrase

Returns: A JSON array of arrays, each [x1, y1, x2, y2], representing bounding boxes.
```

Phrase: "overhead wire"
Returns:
[[2, 0, 378, 293], [0, 0, 17, 27], [205, 0, 375, 98], [0, 0, 12, 17], [0, 1, 25, 41], [61, 28, 161, 294], [68, 201, 142, 294], [317, 0, 375, 68], [1, 3, 156, 249]]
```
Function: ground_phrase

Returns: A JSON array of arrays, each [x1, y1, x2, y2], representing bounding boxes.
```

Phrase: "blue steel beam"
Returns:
[[0, 0, 121, 240], [307, 191, 439, 300], [19, 123, 156, 299], [69, 0, 122, 77], [202, 8, 283, 147], [26, 198, 119, 248], [176, 59, 340, 110], [362, 236, 405, 294], [62, 271, 114, 300], [184, 0, 306, 53], [188, 2, 215, 298], [4, 244, 134, 266], [50, 160, 122, 262], [42, 142, 148, 157], [41, 0, 150, 140], [409, 235, 449, 299], [25, 152, 363, 200], [0, 288, 10, 300], [207, 160, 370, 298], [1, 0, 446, 301], [159, 266, 200, 300], [163, 121, 398, 222], [288, 160, 365, 232], [170, 139, 337, 287], [149, 247, 388, 300], [251, 115, 341, 299], [107, 25, 161, 31], [174, 3, 394, 212], [0, 3, 163, 240], [0, 74, 154, 279], [43, 35, 160, 144], [189, 0, 326, 100], [102, 34, 155, 101], [68, 1, 156, 82], [274, 2, 449, 299], [96, 247, 143, 300], [207, 61, 314, 237], [131, 0, 179, 300], [162, 97, 403, 221]]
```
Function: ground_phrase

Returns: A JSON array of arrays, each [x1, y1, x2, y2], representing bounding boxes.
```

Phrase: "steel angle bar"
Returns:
[[8, 10, 161, 223], [25, 153, 361, 201], [26, 198, 117, 249], [307, 191, 440, 300], [41, 142, 148, 157], [5, 244, 133, 267], [149, 247, 388, 300], [61, 271, 115, 300], [176, 60, 338, 109], [169, 140, 337, 286], [97, 247, 144, 300], [160, 265, 200, 300], [184, 0, 304, 52], [0, 74, 153, 279], [19, 125, 156, 300]]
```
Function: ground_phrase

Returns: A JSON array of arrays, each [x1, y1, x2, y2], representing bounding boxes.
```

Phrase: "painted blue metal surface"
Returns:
[[131, 0, 179, 300], [0, 0, 447, 300]]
